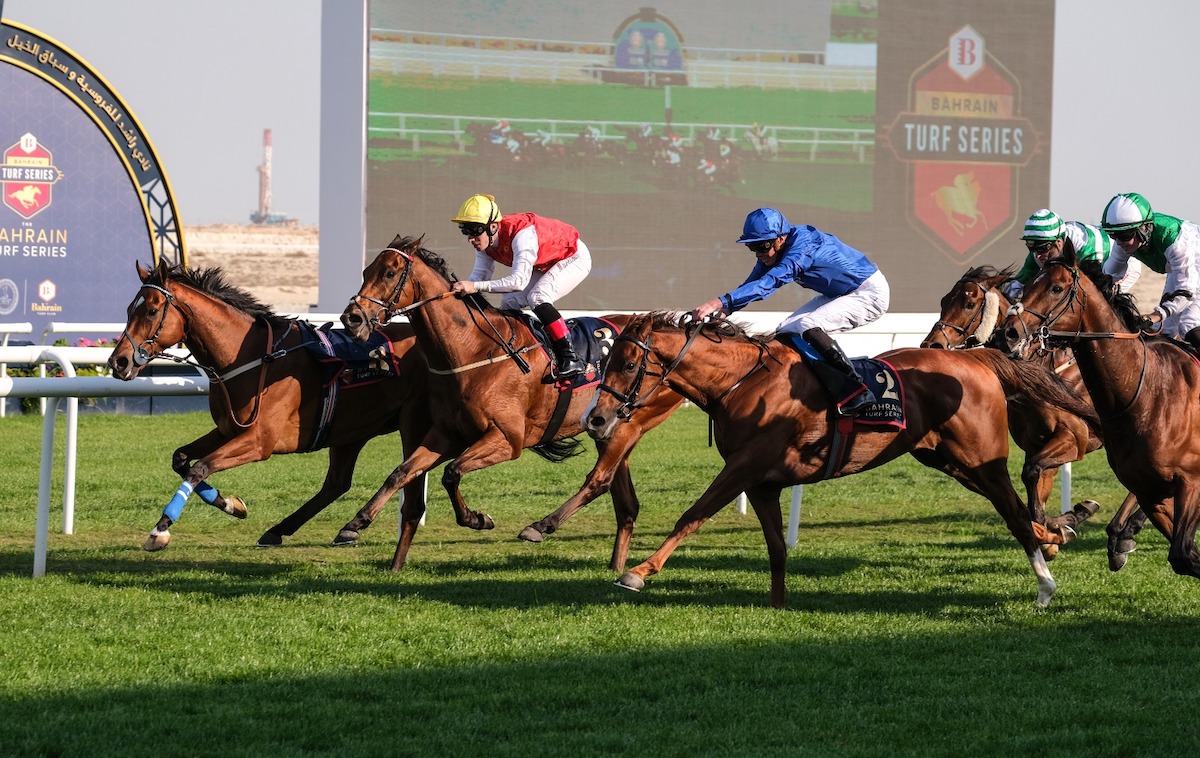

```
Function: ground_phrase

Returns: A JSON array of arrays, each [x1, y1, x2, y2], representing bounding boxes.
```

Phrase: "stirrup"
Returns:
[[837, 386, 876, 416], [552, 357, 586, 380]]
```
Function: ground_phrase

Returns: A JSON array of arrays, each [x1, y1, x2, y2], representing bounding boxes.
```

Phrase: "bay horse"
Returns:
[[339, 235, 687, 572], [1000, 254, 1200, 579], [924, 265, 1145, 569], [106, 259, 432, 550], [586, 312, 1102, 608]]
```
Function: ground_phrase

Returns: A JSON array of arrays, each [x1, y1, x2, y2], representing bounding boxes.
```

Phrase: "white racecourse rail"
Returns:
[[2, 313, 1069, 576]]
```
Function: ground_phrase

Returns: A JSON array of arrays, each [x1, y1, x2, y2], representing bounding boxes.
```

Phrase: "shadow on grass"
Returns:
[[2, 618, 1198, 756]]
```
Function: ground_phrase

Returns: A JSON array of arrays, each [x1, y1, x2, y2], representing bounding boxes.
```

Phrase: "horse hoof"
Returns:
[[1076, 499, 1101, 519], [614, 572, 645, 592], [518, 526, 544, 543], [223, 496, 248, 519], [332, 529, 360, 546], [1108, 551, 1129, 572], [143, 529, 170, 552], [1115, 539, 1137, 554], [257, 531, 282, 547], [480, 514, 495, 531], [1040, 543, 1059, 561]]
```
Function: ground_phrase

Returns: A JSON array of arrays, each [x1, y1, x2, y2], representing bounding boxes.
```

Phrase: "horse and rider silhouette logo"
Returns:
[[2, 132, 62, 220]]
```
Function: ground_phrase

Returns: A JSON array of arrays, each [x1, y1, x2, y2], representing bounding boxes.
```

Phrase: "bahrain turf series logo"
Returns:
[[2, 132, 62, 219], [882, 26, 1035, 262]]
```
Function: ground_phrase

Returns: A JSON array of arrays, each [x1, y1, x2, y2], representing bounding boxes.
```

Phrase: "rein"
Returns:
[[1010, 261, 1150, 420], [351, 246, 534, 375], [598, 320, 721, 419], [121, 280, 286, 430]]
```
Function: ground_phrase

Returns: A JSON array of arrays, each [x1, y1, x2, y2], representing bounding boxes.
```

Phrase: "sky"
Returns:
[[3, 0, 1199, 227]]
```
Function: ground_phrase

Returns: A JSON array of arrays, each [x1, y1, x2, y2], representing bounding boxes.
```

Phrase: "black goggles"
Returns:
[[746, 239, 774, 254], [1025, 240, 1056, 254], [459, 223, 489, 237], [1108, 228, 1138, 243]]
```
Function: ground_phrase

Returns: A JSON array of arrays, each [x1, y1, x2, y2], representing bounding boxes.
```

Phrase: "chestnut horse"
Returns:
[[1000, 255, 1200, 578], [924, 265, 1145, 569], [587, 312, 1102, 608], [339, 235, 687, 572], [107, 259, 431, 550]]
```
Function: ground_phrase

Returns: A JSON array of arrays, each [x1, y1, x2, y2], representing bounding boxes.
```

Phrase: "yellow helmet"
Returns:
[[451, 194, 502, 225]]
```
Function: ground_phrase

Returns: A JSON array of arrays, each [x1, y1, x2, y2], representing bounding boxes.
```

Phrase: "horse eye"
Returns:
[[385, 269, 396, 280], [623, 361, 636, 372], [146, 308, 158, 317]]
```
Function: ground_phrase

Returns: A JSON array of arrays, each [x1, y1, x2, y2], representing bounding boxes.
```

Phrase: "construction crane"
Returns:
[[249, 128, 297, 226]]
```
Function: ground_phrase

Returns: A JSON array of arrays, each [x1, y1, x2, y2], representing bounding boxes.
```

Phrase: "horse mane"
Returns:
[[155, 264, 278, 320], [962, 263, 1018, 284], [1076, 259, 1143, 331], [387, 234, 498, 311], [641, 310, 776, 350]]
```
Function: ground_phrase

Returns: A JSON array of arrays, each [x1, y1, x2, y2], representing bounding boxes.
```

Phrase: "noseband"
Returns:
[[347, 247, 417, 329]]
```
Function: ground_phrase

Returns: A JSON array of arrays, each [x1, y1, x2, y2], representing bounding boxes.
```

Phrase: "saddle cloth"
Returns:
[[514, 313, 621, 389], [779, 333, 905, 428]]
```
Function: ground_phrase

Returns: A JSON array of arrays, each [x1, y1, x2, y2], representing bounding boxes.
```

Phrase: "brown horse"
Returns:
[[1000, 255, 1200, 578], [586, 312, 1102, 608], [924, 265, 1145, 569], [338, 235, 687, 572], [106, 259, 432, 550]]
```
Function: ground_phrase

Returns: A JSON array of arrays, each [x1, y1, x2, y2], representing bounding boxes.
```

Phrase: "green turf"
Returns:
[[2, 407, 1198, 756]]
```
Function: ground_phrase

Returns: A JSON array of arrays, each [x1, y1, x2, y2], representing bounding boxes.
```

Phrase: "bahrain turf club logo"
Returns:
[[2, 132, 63, 220], [882, 26, 1037, 262]]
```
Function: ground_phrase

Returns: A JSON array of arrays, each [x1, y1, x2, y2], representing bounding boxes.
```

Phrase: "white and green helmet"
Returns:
[[1100, 192, 1153, 232], [1021, 209, 1065, 241]]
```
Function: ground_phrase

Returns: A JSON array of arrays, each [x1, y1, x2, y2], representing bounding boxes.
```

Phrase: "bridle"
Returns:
[[597, 318, 771, 420], [346, 246, 539, 375], [118, 276, 279, 429], [929, 279, 1002, 348], [1006, 260, 1149, 419]]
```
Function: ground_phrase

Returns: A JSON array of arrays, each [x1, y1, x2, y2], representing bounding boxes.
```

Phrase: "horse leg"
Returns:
[[257, 441, 365, 546], [915, 450, 1055, 606], [607, 460, 640, 573], [145, 429, 254, 551], [1167, 482, 1200, 578], [334, 444, 448, 546], [1105, 493, 1145, 571], [440, 427, 528, 531], [616, 462, 756, 598], [745, 485, 788, 609], [390, 474, 431, 572]]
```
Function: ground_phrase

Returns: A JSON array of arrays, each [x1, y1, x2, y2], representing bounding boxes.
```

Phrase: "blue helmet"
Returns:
[[736, 207, 790, 243]]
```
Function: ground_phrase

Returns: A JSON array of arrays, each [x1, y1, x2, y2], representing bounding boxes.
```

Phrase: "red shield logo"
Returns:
[[880, 26, 1037, 263], [3, 133, 60, 220]]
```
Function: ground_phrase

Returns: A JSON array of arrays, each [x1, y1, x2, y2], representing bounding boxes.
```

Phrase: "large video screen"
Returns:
[[365, 0, 1052, 312]]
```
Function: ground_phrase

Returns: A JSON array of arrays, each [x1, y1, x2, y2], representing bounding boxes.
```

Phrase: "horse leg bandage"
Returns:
[[195, 481, 219, 505], [163, 480, 195, 522]]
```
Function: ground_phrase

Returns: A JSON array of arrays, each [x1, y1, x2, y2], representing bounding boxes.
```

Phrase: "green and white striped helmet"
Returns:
[[1100, 192, 1153, 232], [1021, 209, 1065, 241]]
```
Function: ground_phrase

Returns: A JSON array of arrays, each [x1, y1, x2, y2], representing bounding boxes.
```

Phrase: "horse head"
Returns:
[[999, 244, 1088, 359], [108, 258, 187, 380], [922, 266, 1015, 349], [341, 235, 431, 340]]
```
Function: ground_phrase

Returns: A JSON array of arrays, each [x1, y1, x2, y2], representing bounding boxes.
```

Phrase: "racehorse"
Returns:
[[1000, 254, 1200, 579], [106, 259, 432, 550], [924, 265, 1146, 569], [339, 235, 688, 572], [586, 312, 1102, 608]]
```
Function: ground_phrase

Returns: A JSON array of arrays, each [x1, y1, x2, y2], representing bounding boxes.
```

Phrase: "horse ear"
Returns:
[[136, 260, 152, 282], [1062, 235, 1078, 266], [413, 234, 426, 251]]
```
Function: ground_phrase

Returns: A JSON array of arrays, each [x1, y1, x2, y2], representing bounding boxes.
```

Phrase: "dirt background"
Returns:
[[184, 225, 320, 312], [185, 223, 1167, 315]]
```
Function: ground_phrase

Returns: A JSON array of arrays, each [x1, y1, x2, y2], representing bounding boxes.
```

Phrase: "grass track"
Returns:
[[2, 408, 1198, 756]]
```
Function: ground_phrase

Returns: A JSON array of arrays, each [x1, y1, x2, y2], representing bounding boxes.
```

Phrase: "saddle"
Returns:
[[514, 313, 620, 389], [779, 334, 905, 427]]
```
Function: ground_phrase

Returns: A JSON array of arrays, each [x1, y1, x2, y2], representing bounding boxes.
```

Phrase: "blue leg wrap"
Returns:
[[163, 480, 194, 522], [195, 481, 219, 505]]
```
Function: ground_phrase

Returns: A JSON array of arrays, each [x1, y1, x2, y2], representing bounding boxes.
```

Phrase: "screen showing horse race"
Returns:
[[364, 0, 1053, 311]]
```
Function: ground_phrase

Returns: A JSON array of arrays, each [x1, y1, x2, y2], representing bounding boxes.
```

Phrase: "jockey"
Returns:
[[1101, 192, 1200, 346], [691, 207, 890, 414], [1005, 208, 1142, 299], [451, 194, 590, 378]]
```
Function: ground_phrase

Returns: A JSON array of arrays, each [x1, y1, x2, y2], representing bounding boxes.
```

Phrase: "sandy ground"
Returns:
[[184, 224, 319, 312], [184, 223, 1168, 316]]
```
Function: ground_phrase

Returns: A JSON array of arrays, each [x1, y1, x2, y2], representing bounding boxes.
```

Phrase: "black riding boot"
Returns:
[[802, 327, 876, 414], [1186, 327, 1200, 351], [550, 337, 586, 380]]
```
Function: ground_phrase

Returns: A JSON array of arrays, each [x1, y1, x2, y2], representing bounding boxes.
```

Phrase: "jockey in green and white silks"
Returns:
[[1101, 192, 1200, 347], [1004, 208, 1141, 300]]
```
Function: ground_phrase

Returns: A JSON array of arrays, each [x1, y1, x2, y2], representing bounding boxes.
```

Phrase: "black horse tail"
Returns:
[[531, 436, 584, 463], [970, 348, 1103, 435]]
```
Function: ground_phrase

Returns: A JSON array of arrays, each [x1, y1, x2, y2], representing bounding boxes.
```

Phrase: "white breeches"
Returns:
[[498, 241, 592, 310], [776, 269, 890, 335]]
